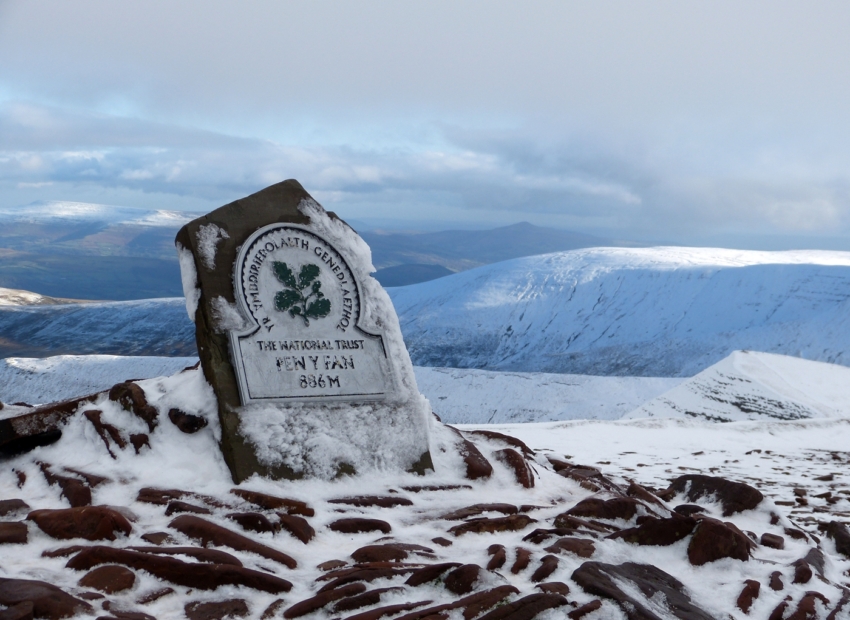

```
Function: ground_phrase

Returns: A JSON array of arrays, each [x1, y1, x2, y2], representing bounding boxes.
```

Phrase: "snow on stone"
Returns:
[[234, 198, 432, 478], [626, 350, 850, 422], [194, 222, 229, 270], [414, 366, 681, 424], [389, 246, 850, 376], [176, 243, 201, 321]]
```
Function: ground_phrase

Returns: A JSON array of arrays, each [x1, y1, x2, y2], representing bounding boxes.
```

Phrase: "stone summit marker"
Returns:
[[176, 180, 432, 481]]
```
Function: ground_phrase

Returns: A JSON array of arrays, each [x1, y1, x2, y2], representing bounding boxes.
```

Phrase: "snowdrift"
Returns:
[[389, 246, 850, 376]]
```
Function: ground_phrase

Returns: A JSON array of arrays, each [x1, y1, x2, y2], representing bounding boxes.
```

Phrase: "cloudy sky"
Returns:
[[2, 1, 850, 246]]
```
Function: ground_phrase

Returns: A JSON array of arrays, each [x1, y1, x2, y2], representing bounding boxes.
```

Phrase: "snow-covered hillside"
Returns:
[[416, 367, 680, 424], [0, 298, 194, 357], [0, 355, 198, 405], [0, 286, 81, 306], [626, 350, 850, 422], [389, 246, 850, 376]]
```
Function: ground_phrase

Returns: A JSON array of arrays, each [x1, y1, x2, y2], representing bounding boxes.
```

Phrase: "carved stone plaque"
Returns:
[[175, 180, 432, 482], [230, 224, 389, 403]]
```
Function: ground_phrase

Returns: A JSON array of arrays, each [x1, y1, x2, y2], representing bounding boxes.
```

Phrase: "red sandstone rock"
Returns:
[[0, 577, 93, 620], [760, 532, 785, 550], [486, 545, 506, 570], [444, 564, 481, 594], [0, 500, 29, 518], [38, 464, 92, 507], [687, 519, 753, 565], [27, 507, 132, 541], [494, 449, 535, 488], [328, 496, 413, 508], [277, 513, 315, 543], [571, 561, 714, 620], [530, 555, 559, 583], [185, 599, 249, 620], [0, 601, 33, 620], [108, 382, 157, 432], [164, 501, 211, 516], [284, 583, 367, 618], [167, 408, 208, 434], [78, 565, 135, 593], [328, 518, 391, 535], [568, 600, 602, 619], [441, 504, 518, 521], [464, 430, 535, 459], [667, 475, 763, 516], [127, 546, 242, 566], [510, 548, 532, 574], [535, 582, 570, 596], [566, 497, 642, 522], [736, 579, 760, 614], [343, 601, 433, 620], [449, 515, 536, 536], [66, 546, 291, 593], [230, 489, 314, 516], [544, 537, 596, 558], [169, 514, 297, 568], [608, 516, 696, 547], [458, 438, 493, 480], [226, 511, 276, 533], [0, 522, 27, 545], [405, 563, 462, 587], [476, 593, 567, 620]]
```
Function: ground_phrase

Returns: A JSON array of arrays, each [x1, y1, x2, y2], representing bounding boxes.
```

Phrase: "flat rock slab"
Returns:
[[571, 561, 715, 620]]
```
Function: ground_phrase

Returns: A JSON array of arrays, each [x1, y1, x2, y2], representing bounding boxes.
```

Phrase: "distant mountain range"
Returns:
[[0, 200, 630, 298], [3, 247, 849, 379]]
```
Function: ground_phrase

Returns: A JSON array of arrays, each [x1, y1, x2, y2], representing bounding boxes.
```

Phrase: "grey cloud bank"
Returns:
[[1, 1, 850, 246]]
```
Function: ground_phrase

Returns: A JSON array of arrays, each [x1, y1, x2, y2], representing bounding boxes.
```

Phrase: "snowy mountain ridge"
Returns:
[[389, 246, 850, 376], [627, 349, 850, 422], [0, 200, 193, 227]]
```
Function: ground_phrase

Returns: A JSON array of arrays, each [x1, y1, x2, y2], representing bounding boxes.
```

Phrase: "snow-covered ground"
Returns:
[[389, 246, 850, 376], [1, 362, 849, 619]]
